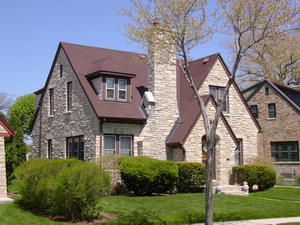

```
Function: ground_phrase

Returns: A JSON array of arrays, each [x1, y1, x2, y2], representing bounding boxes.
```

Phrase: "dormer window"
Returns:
[[106, 78, 115, 100], [118, 79, 127, 101], [104, 77, 129, 102]]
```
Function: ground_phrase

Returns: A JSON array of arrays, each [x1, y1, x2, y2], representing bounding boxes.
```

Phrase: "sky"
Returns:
[[0, 0, 231, 101]]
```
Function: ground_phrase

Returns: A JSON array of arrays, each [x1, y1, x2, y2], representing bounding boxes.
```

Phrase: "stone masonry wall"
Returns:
[[0, 136, 7, 197], [199, 59, 259, 163], [138, 52, 178, 160], [247, 84, 300, 176], [32, 48, 100, 161], [183, 101, 237, 185], [101, 122, 144, 156]]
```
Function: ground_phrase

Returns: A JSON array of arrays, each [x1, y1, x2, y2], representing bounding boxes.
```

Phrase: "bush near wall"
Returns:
[[14, 159, 111, 221], [232, 165, 276, 191], [120, 156, 178, 195], [176, 162, 206, 193]]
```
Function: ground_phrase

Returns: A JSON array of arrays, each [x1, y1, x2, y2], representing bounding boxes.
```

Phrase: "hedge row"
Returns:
[[14, 159, 111, 221], [232, 164, 276, 191], [120, 157, 206, 195]]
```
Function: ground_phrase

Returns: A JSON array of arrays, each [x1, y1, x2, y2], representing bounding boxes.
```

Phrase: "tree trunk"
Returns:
[[205, 142, 214, 225]]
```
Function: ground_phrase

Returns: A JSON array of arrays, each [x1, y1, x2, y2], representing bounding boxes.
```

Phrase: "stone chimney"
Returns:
[[139, 34, 179, 160]]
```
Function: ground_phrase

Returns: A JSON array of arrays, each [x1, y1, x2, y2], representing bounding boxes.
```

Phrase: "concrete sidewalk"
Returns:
[[195, 217, 300, 225]]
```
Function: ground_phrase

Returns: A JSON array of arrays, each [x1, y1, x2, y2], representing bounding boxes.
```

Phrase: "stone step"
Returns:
[[213, 184, 245, 196]]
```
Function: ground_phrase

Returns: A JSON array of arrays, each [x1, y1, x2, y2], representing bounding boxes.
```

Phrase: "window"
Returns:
[[209, 86, 228, 112], [271, 141, 299, 162], [103, 135, 132, 156], [234, 139, 243, 166], [106, 78, 115, 100], [105, 77, 128, 101], [265, 87, 269, 96], [67, 136, 84, 160], [250, 105, 258, 119], [60, 65, 63, 78], [118, 79, 127, 101], [48, 139, 53, 159], [104, 135, 116, 155], [67, 82, 72, 111], [268, 103, 276, 118], [49, 88, 54, 115]]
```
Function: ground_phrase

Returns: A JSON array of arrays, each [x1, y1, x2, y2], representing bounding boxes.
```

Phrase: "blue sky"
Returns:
[[0, 0, 230, 100]]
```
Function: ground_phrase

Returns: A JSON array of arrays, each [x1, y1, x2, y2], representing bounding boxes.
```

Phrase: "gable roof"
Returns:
[[32, 42, 260, 139], [0, 117, 15, 137], [243, 80, 300, 113]]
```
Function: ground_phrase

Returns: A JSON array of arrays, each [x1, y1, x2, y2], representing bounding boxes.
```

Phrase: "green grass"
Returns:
[[1, 185, 300, 225], [98, 191, 300, 224], [250, 187, 300, 201]]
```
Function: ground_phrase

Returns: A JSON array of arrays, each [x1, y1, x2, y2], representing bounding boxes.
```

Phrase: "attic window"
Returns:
[[203, 58, 210, 64], [60, 65, 63, 78], [265, 87, 269, 96]]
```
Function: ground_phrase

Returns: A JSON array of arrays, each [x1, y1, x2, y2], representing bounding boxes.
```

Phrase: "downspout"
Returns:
[[99, 119, 103, 156]]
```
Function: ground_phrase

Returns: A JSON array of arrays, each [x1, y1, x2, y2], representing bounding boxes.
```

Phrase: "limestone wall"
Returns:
[[0, 136, 7, 197], [199, 59, 259, 163], [138, 54, 178, 160], [32, 48, 99, 161], [183, 101, 237, 184]]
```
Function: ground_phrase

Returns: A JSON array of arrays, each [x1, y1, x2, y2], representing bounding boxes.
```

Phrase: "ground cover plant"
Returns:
[[2, 186, 300, 224], [14, 158, 111, 222]]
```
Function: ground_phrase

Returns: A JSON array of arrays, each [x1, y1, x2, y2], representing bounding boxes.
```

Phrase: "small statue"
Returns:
[[216, 183, 222, 194], [242, 181, 249, 196]]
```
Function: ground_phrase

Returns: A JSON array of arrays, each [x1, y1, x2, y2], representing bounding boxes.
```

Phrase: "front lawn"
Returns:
[[1, 186, 299, 224], [98, 191, 300, 224], [250, 187, 300, 201]]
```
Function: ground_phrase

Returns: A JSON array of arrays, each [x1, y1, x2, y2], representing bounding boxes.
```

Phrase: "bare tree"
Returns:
[[236, 32, 300, 86], [0, 92, 13, 112], [118, 0, 299, 224]]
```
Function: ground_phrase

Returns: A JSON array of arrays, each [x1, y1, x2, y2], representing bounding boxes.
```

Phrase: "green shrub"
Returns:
[[14, 159, 111, 221], [176, 162, 205, 193], [296, 176, 300, 186], [232, 165, 276, 191], [120, 156, 178, 195]]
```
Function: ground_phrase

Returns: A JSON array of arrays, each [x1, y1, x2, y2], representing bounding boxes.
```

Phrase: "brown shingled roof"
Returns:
[[61, 42, 148, 122]]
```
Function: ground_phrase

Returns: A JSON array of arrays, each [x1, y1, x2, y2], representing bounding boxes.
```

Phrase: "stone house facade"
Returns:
[[243, 80, 300, 180], [0, 117, 14, 198], [32, 42, 260, 185]]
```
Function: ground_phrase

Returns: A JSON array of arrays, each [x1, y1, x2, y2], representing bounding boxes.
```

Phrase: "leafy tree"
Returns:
[[118, 0, 299, 224], [5, 94, 35, 183], [5, 113, 27, 183], [237, 32, 300, 86], [7, 94, 35, 137]]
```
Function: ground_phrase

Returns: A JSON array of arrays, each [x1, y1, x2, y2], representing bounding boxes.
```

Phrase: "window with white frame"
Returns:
[[104, 135, 132, 156], [104, 135, 116, 155], [106, 78, 115, 100], [118, 79, 127, 101]]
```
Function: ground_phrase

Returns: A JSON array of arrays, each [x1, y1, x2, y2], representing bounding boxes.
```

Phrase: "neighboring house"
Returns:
[[32, 42, 260, 185], [243, 80, 300, 180], [0, 117, 14, 199]]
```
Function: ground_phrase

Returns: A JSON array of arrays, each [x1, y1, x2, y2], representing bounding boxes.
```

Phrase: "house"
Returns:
[[31, 42, 260, 185], [0, 116, 14, 202], [243, 80, 300, 181]]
